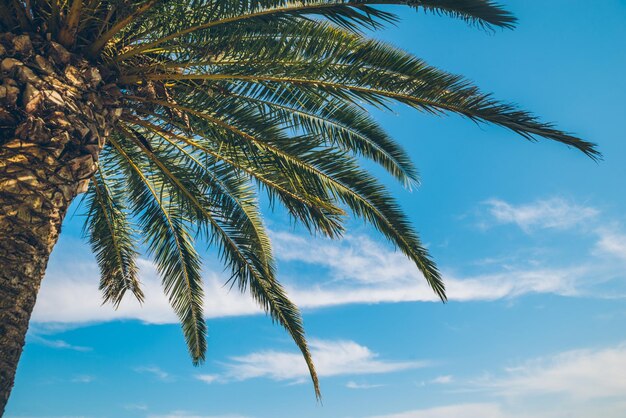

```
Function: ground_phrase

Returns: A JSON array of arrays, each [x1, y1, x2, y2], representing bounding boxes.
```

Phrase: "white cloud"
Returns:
[[195, 374, 219, 384], [482, 198, 598, 232], [477, 343, 626, 400], [148, 413, 249, 418], [32, 228, 604, 326], [32, 258, 261, 325], [124, 403, 148, 411], [29, 335, 92, 352], [217, 339, 426, 383], [5, 416, 97, 418], [31, 196, 622, 327], [430, 375, 454, 384], [368, 403, 505, 418], [345, 381, 385, 389], [134, 366, 171, 381], [368, 402, 626, 418], [280, 233, 586, 305], [70, 375, 95, 384], [283, 266, 581, 308], [595, 230, 626, 260], [368, 342, 626, 418], [272, 231, 416, 285], [379, 343, 626, 418]]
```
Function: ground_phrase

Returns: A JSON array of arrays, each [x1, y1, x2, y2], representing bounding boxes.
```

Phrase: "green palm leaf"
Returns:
[[83, 165, 143, 307], [108, 133, 207, 363]]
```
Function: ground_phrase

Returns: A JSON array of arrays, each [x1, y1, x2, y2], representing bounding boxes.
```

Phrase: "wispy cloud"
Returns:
[[195, 374, 219, 384], [29, 335, 92, 352], [211, 339, 427, 384], [148, 413, 250, 418], [32, 258, 260, 324], [346, 381, 385, 389], [271, 231, 415, 285], [30, 196, 625, 326], [70, 374, 95, 384], [475, 343, 626, 400], [124, 403, 148, 411], [5, 415, 99, 418], [134, 366, 171, 381], [280, 233, 587, 304], [481, 198, 598, 232], [368, 403, 505, 418], [595, 229, 626, 261], [31, 231, 610, 326], [369, 343, 626, 418], [430, 375, 454, 384]]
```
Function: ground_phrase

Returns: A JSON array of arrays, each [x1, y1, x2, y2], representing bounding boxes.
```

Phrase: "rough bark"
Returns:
[[0, 33, 119, 414]]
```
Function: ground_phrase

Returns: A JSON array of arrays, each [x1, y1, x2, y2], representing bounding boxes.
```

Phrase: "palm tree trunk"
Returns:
[[0, 143, 74, 412], [0, 33, 119, 413]]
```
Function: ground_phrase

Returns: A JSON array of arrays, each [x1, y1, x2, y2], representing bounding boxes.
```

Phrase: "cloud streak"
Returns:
[[148, 413, 250, 418], [28, 335, 92, 352], [32, 258, 260, 324], [31, 196, 625, 325], [134, 366, 171, 381], [481, 197, 598, 232], [32, 227, 609, 325], [595, 229, 626, 261], [70, 374, 95, 384], [346, 381, 385, 389], [476, 343, 626, 400], [369, 403, 505, 418], [370, 342, 626, 418], [200, 339, 426, 384]]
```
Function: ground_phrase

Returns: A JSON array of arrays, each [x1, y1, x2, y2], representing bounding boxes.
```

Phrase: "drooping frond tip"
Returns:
[[83, 167, 144, 308], [409, 0, 517, 30]]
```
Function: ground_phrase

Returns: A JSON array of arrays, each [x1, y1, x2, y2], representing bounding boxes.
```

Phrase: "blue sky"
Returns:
[[6, 1, 626, 417]]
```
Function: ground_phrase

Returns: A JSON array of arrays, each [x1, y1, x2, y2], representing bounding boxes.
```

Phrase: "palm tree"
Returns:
[[0, 0, 598, 412]]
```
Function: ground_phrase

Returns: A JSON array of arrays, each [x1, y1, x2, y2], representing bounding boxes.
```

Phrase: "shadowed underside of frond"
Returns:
[[0, 0, 599, 401]]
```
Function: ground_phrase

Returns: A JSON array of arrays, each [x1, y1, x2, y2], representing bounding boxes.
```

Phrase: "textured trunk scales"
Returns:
[[0, 33, 119, 414]]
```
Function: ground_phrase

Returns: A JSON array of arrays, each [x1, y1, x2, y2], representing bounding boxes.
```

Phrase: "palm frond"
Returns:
[[113, 122, 322, 396], [125, 95, 445, 298], [108, 133, 207, 363], [83, 166, 143, 306]]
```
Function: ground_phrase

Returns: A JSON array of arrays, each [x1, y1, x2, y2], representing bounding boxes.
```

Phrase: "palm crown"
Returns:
[[0, 0, 598, 399]]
